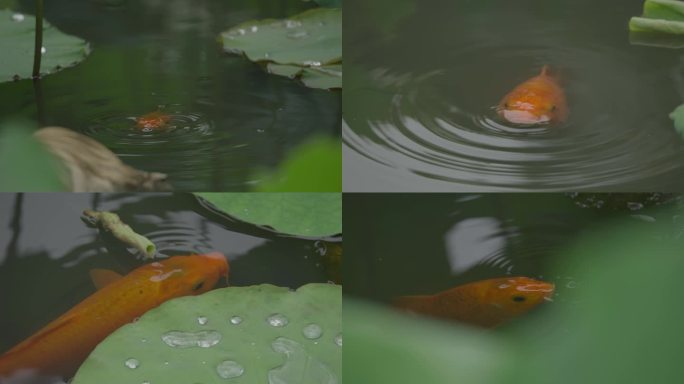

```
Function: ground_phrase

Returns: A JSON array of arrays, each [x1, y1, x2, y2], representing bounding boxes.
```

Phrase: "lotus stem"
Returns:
[[32, 0, 44, 78]]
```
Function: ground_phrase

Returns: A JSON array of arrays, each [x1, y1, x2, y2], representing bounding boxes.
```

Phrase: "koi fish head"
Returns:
[[498, 97, 556, 125], [144, 253, 229, 299], [136, 111, 171, 131], [497, 67, 567, 126], [476, 277, 555, 322]]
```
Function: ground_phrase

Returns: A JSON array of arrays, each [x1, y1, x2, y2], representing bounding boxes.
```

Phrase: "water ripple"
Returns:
[[84, 104, 213, 149], [344, 12, 684, 190]]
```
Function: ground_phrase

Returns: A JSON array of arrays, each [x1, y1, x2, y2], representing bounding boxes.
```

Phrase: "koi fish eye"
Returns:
[[193, 281, 205, 291], [512, 295, 527, 302], [550, 105, 557, 111]]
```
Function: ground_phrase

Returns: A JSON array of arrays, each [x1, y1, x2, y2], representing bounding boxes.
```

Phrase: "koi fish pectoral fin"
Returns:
[[89, 269, 124, 290]]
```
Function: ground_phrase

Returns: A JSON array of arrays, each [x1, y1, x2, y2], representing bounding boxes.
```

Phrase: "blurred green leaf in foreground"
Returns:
[[253, 137, 341, 192], [346, 206, 684, 383], [670, 104, 684, 136], [0, 120, 64, 191]]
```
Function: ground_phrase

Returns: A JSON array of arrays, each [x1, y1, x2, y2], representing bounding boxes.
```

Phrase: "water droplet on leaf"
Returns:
[[302, 323, 323, 340], [269, 337, 337, 384], [230, 316, 243, 325], [161, 330, 221, 348], [198, 316, 208, 325], [267, 313, 288, 327], [216, 360, 245, 379], [125, 358, 140, 369]]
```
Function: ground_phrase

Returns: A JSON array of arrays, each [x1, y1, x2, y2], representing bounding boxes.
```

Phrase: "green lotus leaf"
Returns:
[[220, 8, 340, 66], [0, 9, 90, 82], [72, 284, 341, 384], [267, 63, 342, 90], [195, 192, 341, 237], [219, 8, 341, 89]]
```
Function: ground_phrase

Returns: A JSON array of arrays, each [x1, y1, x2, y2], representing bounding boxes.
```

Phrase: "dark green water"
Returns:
[[343, 193, 680, 323], [0, 193, 340, 353], [1, 0, 340, 191], [344, 0, 684, 191]]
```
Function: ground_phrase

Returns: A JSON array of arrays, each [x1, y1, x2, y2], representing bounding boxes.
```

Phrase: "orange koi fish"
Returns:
[[393, 277, 554, 327], [0, 253, 228, 379], [497, 66, 568, 125], [135, 111, 171, 131]]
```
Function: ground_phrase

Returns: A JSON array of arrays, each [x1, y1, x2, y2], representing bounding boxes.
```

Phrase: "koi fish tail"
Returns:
[[392, 294, 437, 315]]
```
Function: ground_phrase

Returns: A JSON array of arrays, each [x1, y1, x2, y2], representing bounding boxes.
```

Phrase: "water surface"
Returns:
[[1, 0, 340, 190], [343, 193, 680, 322], [344, 0, 684, 191], [0, 193, 340, 352]]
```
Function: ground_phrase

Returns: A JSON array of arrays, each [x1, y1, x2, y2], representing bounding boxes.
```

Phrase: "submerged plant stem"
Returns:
[[32, 0, 44, 78]]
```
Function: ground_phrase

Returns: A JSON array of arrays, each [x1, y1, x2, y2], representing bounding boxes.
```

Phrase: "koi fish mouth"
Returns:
[[499, 109, 551, 125]]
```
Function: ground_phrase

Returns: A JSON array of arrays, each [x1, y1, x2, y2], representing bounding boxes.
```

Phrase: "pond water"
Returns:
[[343, 193, 681, 325], [0, 193, 340, 353], [1, 0, 340, 191], [344, 0, 684, 191]]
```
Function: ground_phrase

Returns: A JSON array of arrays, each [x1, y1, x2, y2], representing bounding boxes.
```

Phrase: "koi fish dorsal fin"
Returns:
[[89, 269, 124, 290], [540, 65, 550, 76]]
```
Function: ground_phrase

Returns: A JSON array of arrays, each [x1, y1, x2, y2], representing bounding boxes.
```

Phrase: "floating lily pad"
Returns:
[[0, 9, 90, 82], [268, 63, 341, 89], [195, 193, 342, 237], [220, 8, 341, 89], [72, 284, 341, 384]]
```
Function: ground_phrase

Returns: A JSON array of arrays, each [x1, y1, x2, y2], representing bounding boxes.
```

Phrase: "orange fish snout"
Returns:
[[135, 111, 171, 131], [497, 65, 567, 126], [498, 100, 554, 125]]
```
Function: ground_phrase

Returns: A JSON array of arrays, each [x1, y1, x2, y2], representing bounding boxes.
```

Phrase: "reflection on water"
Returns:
[[1, 0, 341, 191], [343, 193, 680, 314], [344, 0, 684, 191], [0, 193, 338, 354]]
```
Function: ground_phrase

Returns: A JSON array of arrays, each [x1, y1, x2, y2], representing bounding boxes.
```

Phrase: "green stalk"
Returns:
[[32, 0, 44, 78]]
